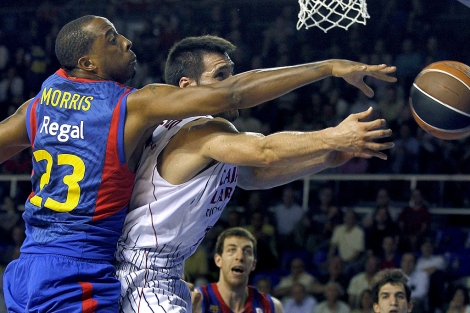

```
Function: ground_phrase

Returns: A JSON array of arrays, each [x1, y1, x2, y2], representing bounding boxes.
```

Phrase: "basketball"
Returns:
[[409, 60, 470, 140]]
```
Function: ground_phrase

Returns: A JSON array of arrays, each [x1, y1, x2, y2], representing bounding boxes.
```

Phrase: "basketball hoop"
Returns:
[[296, 0, 370, 33]]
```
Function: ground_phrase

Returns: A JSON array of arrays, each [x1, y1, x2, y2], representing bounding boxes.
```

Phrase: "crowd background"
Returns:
[[0, 0, 470, 312]]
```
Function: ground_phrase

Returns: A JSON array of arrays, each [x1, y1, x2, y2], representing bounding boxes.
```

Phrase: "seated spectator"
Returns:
[[183, 245, 209, 287], [312, 256, 351, 302], [347, 255, 381, 309], [314, 282, 351, 313], [352, 289, 374, 313], [255, 276, 274, 295], [416, 237, 447, 313], [389, 122, 420, 174], [398, 189, 431, 252], [242, 209, 278, 271], [269, 185, 304, 254], [364, 200, 399, 256], [282, 282, 318, 313], [400, 252, 429, 313], [446, 285, 470, 313], [294, 186, 343, 255], [416, 237, 446, 275], [0, 196, 21, 248], [328, 209, 365, 277], [273, 257, 316, 300], [379, 235, 402, 270]]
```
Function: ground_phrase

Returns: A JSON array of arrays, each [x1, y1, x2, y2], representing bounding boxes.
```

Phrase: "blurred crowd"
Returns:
[[1, 0, 470, 312], [187, 184, 470, 313]]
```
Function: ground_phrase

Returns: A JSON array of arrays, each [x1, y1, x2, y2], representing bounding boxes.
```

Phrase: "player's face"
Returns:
[[85, 17, 136, 84], [199, 52, 239, 122], [373, 283, 413, 313], [215, 236, 256, 287]]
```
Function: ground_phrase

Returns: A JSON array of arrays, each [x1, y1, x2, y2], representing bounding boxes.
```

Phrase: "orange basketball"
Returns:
[[409, 60, 470, 140]]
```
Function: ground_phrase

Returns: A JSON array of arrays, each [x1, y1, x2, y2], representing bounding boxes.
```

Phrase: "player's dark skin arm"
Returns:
[[0, 100, 31, 164]]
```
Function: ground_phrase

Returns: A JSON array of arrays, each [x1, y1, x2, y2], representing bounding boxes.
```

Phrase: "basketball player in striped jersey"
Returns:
[[194, 227, 284, 313], [0, 16, 396, 312], [114, 35, 397, 312]]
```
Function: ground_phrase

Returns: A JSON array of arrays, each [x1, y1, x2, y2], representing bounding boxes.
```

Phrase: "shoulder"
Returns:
[[271, 296, 285, 313], [179, 117, 238, 140]]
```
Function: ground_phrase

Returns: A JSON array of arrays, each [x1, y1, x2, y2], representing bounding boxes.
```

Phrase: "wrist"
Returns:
[[316, 127, 337, 151]]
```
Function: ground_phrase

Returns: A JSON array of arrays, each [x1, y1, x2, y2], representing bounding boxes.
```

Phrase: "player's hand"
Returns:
[[330, 60, 397, 97], [191, 289, 203, 313], [325, 107, 394, 160]]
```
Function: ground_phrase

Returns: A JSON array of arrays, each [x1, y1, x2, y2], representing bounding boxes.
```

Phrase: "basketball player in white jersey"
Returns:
[[114, 35, 396, 312]]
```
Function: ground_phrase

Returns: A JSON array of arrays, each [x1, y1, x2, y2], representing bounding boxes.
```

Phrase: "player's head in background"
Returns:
[[371, 269, 413, 313], [164, 35, 238, 121], [214, 227, 257, 287], [55, 15, 136, 84]]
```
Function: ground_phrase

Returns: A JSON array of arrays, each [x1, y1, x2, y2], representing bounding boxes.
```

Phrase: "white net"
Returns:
[[297, 0, 370, 33]]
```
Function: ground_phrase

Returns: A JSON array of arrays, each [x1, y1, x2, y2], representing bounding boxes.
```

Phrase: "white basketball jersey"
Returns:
[[115, 117, 238, 312]]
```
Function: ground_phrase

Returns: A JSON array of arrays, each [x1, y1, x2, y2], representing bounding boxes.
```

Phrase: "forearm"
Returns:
[[237, 155, 331, 190], [0, 146, 30, 164], [226, 61, 333, 109]]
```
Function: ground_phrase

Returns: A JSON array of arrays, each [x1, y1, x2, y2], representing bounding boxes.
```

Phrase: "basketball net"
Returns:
[[297, 0, 370, 33]]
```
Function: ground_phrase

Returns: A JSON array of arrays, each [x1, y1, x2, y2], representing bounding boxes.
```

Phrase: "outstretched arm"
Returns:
[[199, 107, 392, 163], [0, 100, 31, 164], [130, 60, 396, 125], [124, 60, 396, 162], [237, 150, 355, 190], [160, 107, 393, 186]]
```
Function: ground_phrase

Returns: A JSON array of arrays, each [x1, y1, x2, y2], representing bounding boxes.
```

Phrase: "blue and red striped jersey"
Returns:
[[198, 283, 274, 313], [22, 69, 136, 260]]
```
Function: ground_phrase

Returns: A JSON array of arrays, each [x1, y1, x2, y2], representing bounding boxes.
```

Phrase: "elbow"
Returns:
[[237, 169, 270, 190], [226, 88, 243, 111]]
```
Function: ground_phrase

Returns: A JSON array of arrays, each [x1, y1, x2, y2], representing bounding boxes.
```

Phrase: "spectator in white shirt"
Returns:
[[283, 282, 317, 313]]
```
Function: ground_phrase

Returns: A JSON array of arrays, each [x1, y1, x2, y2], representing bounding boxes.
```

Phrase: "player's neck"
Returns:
[[66, 68, 108, 81], [216, 282, 248, 313]]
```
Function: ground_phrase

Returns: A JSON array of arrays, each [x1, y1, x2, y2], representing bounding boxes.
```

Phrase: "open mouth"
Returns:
[[232, 266, 244, 274]]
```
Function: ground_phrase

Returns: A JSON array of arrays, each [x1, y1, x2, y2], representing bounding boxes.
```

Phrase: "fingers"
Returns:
[[191, 289, 203, 313], [350, 107, 373, 120], [359, 83, 375, 98], [364, 149, 389, 160]]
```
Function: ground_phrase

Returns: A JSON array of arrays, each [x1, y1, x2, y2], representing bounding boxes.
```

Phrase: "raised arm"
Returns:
[[0, 100, 31, 164]]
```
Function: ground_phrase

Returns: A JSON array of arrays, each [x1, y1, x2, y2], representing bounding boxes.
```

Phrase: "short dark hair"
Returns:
[[371, 269, 411, 303], [164, 35, 236, 86], [214, 227, 257, 258], [55, 15, 97, 70]]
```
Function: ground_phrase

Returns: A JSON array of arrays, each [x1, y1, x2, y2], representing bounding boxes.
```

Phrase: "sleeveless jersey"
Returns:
[[197, 283, 275, 313], [22, 69, 136, 261], [115, 117, 238, 312]]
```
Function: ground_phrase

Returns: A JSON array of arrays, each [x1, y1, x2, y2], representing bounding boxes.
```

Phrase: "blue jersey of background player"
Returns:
[[195, 228, 284, 313]]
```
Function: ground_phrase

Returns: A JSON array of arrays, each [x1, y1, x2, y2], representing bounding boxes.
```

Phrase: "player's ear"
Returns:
[[407, 302, 413, 313], [179, 77, 196, 88], [250, 259, 257, 272], [77, 55, 97, 71], [214, 253, 222, 268], [373, 303, 380, 313], [77, 55, 97, 72]]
